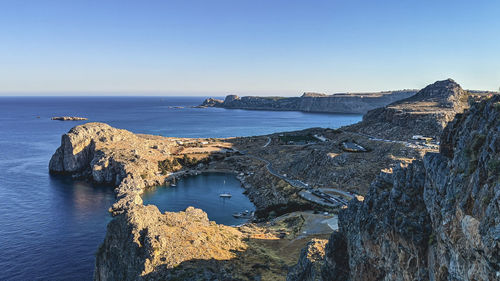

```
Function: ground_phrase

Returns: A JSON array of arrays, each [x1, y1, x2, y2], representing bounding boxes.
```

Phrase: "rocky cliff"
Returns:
[[346, 79, 475, 140], [288, 95, 500, 280], [48, 122, 179, 216], [94, 205, 247, 281], [200, 90, 417, 114], [49, 122, 166, 185]]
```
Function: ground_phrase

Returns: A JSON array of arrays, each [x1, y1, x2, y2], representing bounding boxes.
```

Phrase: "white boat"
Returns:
[[232, 210, 253, 219], [219, 181, 231, 198]]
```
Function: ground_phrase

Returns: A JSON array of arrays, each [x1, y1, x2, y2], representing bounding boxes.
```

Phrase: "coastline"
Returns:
[[47, 120, 424, 280], [199, 90, 418, 114], [47, 79, 500, 280]]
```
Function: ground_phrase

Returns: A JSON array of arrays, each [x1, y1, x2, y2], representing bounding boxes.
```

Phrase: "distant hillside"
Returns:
[[345, 79, 494, 140], [199, 90, 418, 114]]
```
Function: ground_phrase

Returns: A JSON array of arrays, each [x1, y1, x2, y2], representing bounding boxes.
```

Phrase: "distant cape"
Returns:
[[200, 90, 418, 114]]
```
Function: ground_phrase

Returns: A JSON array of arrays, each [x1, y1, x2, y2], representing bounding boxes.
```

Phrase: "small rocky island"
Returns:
[[51, 116, 88, 121], [48, 79, 499, 280]]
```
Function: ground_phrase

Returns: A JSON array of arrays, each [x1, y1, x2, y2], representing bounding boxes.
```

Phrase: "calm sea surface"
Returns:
[[142, 172, 256, 226], [0, 96, 361, 280]]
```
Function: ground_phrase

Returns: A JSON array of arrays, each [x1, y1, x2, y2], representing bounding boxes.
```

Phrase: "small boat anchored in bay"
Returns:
[[232, 210, 253, 219], [219, 180, 231, 198], [219, 193, 232, 198]]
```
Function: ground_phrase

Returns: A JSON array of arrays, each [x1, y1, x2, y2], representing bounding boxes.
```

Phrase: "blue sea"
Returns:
[[0, 96, 361, 280], [142, 172, 257, 226]]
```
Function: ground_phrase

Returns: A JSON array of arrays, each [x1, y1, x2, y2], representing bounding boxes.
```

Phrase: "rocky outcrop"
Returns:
[[200, 90, 417, 114], [423, 96, 500, 280], [287, 239, 328, 281], [94, 205, 246, 281], [48, 122, 180, 217], [289, 95, 500, 280], [51, 116, 88, 121], [199, 98, 223, 107], [338, 162, 432, 281], [49, 122, 166, 186], [346, 79, 479, 140]]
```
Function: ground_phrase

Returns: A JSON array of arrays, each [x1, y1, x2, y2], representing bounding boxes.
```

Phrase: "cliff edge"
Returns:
[[288, 95, 500, 280], [200, 90, 417, 114], [94, 205, 246, 281]]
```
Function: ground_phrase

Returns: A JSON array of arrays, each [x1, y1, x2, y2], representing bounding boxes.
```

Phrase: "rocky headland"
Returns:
[[288, 94, 500, 281], [199, 90, 417, 114]]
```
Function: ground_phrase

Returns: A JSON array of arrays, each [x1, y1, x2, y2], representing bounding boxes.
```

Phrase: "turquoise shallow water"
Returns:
[[0, 96, 361, 280]]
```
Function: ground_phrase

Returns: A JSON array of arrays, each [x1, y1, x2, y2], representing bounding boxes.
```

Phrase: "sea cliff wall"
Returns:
[[201, 90, 417, 114], [288, 95, 500, 280]]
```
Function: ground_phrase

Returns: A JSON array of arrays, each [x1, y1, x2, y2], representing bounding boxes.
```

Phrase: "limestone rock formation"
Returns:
[[48, 122, 177, 216], [346, 79, 477, 140], [287, 239, 328, 281], [200, 98, 223, 107], [200, 90, 417, 114], [289, 95, 500, 280], [49, 122, 170, 186], [94, 206, 246, 281]]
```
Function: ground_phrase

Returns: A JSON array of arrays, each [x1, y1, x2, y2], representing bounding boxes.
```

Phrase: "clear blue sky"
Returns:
[[0, 0, 499, 95]]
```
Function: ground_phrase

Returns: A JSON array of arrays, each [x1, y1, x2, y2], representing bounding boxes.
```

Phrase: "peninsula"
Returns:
[[199, 90, 418, 114]]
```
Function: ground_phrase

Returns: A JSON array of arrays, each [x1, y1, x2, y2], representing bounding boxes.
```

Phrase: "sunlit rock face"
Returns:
[[49, 122, 172, 186], [346, 79, 473, 141], [94, 206, 246, 281], [201, 90, 417, 114], [289, 94, 500, 281], [287, 239, 328, 281]]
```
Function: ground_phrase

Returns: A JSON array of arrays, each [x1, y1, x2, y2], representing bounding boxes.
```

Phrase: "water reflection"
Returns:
[[49, 175, 115, 220]]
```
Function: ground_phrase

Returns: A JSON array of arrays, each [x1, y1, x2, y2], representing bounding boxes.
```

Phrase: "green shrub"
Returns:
[[158, 158, 176, 174], [428, 233, 436, 246]]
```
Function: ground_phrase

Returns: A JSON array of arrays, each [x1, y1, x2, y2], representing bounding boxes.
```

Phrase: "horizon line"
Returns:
[[0, 86, 496, 97]]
